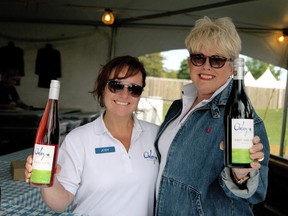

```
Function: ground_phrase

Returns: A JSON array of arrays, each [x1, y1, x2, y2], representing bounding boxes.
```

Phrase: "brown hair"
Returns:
[[91, 55, 146, 107]]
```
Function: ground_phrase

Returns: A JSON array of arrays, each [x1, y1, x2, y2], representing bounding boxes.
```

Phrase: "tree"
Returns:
[[139, 53, 165, 77], [162, 70, 178, 79], [245, 58, 282, 80], [177, 59, 190, 79]]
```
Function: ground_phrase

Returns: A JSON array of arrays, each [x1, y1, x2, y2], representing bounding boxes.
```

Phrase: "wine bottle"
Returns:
[[224, 58, 254, 168], [30, 80, 60, 187]]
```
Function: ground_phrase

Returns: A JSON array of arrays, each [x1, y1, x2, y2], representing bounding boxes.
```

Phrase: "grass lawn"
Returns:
[[163, 102, 287, 156], [256, 108, 287, 156]]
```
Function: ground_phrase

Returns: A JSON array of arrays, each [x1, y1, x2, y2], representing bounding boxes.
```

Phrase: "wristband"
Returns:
[[231, 169, 250, 185]]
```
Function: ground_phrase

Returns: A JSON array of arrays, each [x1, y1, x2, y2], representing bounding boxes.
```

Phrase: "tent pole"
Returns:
[[279, 61, 288, 157], [108, 27, 117, 60]]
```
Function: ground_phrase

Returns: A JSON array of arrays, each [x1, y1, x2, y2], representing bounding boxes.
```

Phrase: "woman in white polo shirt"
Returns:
[[25, 56, 159, 216]]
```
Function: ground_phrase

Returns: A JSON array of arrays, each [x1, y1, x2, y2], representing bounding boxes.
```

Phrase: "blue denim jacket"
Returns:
[[155, 80, 270, 216]]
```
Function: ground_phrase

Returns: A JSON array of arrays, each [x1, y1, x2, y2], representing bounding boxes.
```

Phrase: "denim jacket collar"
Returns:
[[155, 79, 233, 161]]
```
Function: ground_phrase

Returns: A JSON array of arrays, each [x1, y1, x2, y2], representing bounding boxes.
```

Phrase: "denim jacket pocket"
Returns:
[[157, 176, 204, 216]]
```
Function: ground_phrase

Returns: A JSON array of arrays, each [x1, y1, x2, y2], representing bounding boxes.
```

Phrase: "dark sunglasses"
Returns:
[[190, 54, 233, 69], [107, 80, 143, 97]]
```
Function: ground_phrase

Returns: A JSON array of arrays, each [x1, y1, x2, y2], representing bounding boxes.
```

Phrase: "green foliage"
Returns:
[[162, 70, 178, 79], [245, 58, 282, 80], [255, 108, 287, 147], [139, 53, 183, 79], [139, 53, 165, 77], [177, 59, 190, 79]]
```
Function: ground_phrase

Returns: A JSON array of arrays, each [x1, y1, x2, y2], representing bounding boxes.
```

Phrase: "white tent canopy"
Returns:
[[244, 71, 257, 87], [0, 0, 287, 68], [254, 68, 285, 89]]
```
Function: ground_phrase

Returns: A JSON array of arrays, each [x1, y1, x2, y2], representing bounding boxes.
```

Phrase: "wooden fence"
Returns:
[[142, 77, 286, 109]]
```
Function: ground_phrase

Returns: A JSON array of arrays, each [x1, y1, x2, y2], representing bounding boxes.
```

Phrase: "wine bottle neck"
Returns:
[[233, 66, 244, 80], [49, 89, 59, 100], [49, 80, 60, 100]]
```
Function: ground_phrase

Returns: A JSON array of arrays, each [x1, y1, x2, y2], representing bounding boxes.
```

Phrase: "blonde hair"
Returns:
[[185, 16, 241, 58]]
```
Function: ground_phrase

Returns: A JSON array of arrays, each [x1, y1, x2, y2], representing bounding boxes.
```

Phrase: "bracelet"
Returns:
[[231, 169, 250, 185]]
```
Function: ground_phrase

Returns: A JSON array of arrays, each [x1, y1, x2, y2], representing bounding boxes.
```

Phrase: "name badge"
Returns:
[[95, 147, 115, 154]]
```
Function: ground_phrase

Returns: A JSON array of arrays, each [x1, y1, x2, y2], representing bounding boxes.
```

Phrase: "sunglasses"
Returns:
[[190, 54, 233, 69], [107, 80, 143, 97]]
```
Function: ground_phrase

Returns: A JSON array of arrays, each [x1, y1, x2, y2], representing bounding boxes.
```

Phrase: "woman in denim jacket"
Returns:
[[155, 16, 269, 216]]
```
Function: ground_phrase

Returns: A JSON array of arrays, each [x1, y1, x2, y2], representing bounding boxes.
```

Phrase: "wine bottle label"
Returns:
[[30, 144, 55, 184], [231, 119, 254, 164]]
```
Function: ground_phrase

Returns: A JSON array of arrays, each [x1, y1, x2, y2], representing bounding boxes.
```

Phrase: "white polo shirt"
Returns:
[[57, 113, 159, 216]]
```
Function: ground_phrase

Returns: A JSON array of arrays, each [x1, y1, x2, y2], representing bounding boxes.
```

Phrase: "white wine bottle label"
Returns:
[[231, 119, 254, 163], [30, 144, 55, 184]]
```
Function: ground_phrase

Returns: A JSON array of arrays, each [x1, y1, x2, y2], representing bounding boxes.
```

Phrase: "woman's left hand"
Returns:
[[220, 136, 265, 180]]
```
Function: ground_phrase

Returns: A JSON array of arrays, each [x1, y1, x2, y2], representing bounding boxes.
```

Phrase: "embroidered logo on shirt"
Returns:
[[143, 149, 158, 164], [95, 147, 115, 154]]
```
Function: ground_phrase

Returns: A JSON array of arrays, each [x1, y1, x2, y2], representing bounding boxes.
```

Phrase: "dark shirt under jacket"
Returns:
[[0, 42, 25, 76], [0, 81, 20, 105], [35, 43, 61, 88]]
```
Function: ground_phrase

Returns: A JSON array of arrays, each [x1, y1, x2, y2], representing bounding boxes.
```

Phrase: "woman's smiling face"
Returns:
[[104, 66, 143, 118], [188, 46, 233, 100]]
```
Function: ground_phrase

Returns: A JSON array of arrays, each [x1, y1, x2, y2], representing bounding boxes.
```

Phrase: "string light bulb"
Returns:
[[277, 34, 286, 44], [102, 8, 115, 25], [277, 28, 288, 44]]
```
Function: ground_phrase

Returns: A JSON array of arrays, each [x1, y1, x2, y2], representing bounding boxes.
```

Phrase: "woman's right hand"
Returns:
[[25, 155, 61, 183], [25, 155, 33, 183]]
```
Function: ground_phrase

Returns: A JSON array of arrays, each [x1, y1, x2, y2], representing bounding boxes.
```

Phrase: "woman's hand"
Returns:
[[220, 136, 265, 181], [25, 155, 33, 183], [25, 155, 73, 212], [25, 155, 61, 184], [232, 136, 264, 180]]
